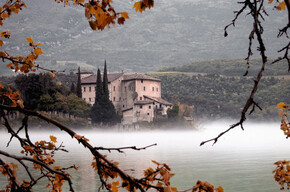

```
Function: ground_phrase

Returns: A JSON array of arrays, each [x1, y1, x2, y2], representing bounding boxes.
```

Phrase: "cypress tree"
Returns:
[[102, 61, 120, 125], [76, 67, 82, 98], [95, 68, 104, 104], [91, 69, 104, 124], [70, 82, 76, 94], [91, 67, 120, 126], [103, 60, 109, 100]]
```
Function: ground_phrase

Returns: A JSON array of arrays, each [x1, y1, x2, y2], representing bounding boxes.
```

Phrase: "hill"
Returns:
[[1, 0, 288, 75], [158, 58, 290, 76], [149, 72, 290, 121]]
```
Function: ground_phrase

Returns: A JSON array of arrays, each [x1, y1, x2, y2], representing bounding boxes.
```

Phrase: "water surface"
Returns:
[[0, 121, 289, 192]]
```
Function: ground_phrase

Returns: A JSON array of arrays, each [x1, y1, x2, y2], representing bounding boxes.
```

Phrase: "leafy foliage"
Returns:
[[14, 73, 91, 118], [273, 103, 290, 189], [159, 58, 290, 76], [167, 104, 179, 119], [151, 72, 290, 120]]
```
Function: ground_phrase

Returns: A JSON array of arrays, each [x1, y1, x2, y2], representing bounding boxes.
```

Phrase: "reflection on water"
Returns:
[[0, 121, 289, 192]]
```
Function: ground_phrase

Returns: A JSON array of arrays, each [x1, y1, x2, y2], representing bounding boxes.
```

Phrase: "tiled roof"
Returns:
[[123, 74, 160, 82], [80, 70, 93, 74], [144, 95, 172, 106], [134, 100, 154, 105], [81, 73, 123, 84]]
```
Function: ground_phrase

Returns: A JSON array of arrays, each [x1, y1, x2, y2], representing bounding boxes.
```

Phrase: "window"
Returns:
[[140, 105, 143, 109], [125, 87, 127, 92], [113, 97, 116, 101], [89, 98, 91, 102], [147, 113, 150, 116], [149, 106, 151, 109], [119, 97, 121, 101], [143, 86, 146, 91], [123, 105, 125, 108], [89, 87, 91, 92], [140, 97, 142, 100], [84, 87, 86, 92], [113, 86, 116, 91], [141, 80, 143, 83], [83, 98, 86, 101], [152, 87, 154, 91], [157, 88, 158, 92]]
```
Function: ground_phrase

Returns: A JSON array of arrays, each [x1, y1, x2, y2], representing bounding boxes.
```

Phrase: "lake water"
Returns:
[[0, 121, 289, 192]]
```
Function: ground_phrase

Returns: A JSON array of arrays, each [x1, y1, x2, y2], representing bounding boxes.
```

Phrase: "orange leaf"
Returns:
[[50, 135, 57, 143], [120, 12, 129, 19], [26, 37, 33, 44], [152, 160, 161, 166], [133, 1, 144, 12], [277, 102, 287, 109], [74, 134, 83, 140], [53, 166, 61, 170], [6, 63, 13, 68], [171, 187, 178, 192], [89, 21, 97, 30], [163, 170, 170, 186], [216, 186, 224, 192], [1, 12, 9, 19], [34, 47, 43, 55], [0, 51, 8, 57], [279, 1, 286, 10], [73, 164, 78, 170], [0, 40, 3, 46]]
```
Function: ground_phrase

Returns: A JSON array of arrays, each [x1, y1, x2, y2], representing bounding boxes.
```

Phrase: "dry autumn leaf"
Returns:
[[120, 12, 129, 19], [74, 134, 83, 140], [34, 47, 43, 55], [26, 37, 33, 44], [278, 1, 286, 10], [277, 102, 287, 109], [216, 186, 224, 192], [50, 135, 57, 143]]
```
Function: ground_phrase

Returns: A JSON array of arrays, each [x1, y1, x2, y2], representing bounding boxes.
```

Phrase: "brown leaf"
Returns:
[[117, 17, 125, 25]]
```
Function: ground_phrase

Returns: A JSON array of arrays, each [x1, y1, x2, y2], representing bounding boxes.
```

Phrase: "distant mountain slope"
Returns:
[[1, 0, 288, 76], [158, 58, 290, 76], [149, 72, 290, 120]]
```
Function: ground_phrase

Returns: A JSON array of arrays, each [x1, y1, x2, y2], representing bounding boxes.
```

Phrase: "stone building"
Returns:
[[80, 72, 172, 126]]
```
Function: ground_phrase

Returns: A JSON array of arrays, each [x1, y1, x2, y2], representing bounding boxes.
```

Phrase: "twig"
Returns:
[[0, 150, 75, 192], [94, 143, 157, 153]]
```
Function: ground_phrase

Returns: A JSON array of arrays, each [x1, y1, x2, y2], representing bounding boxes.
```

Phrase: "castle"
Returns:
[[80, 71, 172, 126]]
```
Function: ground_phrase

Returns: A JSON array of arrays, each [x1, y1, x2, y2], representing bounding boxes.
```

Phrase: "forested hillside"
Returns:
[[159, 58, 289, 76], [150, 72, 290, 121]]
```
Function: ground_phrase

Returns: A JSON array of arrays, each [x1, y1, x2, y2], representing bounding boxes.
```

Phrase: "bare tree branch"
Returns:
[[201, 0, 268, 146]]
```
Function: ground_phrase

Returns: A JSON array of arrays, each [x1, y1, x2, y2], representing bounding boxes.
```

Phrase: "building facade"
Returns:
[[81, 72, 172, 125]]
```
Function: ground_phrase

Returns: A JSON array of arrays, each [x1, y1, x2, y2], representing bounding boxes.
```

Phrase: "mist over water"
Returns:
[[0, 121, 289, 191]]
